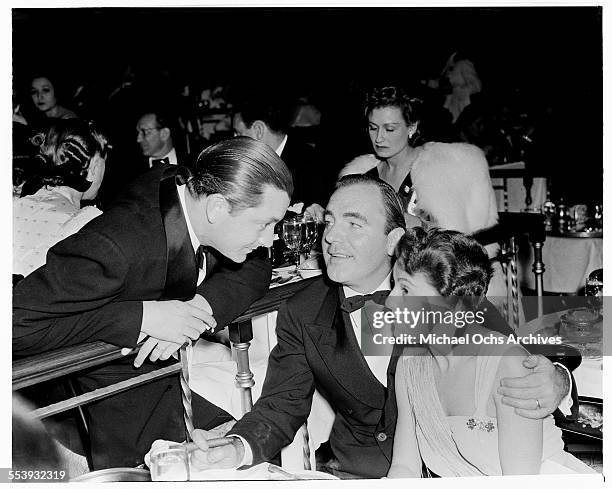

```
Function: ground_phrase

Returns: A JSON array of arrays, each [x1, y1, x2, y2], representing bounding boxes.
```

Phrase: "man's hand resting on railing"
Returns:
[[135, 295, 215, 367]]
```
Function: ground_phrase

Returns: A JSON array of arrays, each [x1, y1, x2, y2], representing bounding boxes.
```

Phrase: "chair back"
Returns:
[[473, 212, 546, 330]]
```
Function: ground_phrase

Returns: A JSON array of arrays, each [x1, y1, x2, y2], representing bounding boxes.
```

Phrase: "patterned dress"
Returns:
[[13, 187, 101, 277]]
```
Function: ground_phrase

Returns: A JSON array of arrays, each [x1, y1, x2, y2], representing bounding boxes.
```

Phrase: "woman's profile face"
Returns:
[[31, 77, 57, 113], [389, 264, 440, 298], [367, 106, 413, 160]]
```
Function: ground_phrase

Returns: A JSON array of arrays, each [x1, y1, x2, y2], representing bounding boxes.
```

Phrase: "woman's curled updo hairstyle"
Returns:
[[364, 86, 424, 128], [394, 227, 493, 301], [21, 120, 109, 196]]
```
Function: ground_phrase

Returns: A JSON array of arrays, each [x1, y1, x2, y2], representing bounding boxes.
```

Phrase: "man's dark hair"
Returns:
[[188, 136, 293, 213], [395, 227, 493, 299], [233, 95, 292, 135], [139, 109, 176, 138], [336, 174, 406, 233]]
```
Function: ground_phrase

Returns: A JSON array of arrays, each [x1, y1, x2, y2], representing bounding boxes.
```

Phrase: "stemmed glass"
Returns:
[[282, 216, 303, 267], [300, 214, 318, 259]]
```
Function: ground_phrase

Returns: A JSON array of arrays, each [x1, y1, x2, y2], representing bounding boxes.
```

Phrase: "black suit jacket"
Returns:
[[13, 164, 271, 356], [230, 278, 536, 478], [280, 136, 333, 207], [231, 277, 399, 478]]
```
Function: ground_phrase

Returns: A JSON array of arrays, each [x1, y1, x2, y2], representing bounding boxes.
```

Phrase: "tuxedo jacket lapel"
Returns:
[[305, 286, 386, 409], [158, 166, 198, 300]]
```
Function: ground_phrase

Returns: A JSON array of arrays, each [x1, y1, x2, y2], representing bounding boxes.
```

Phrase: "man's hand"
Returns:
[[134, 338, 182, 368], [497, 354, 570, 419], [190, 429, 244, 470], [141, 295, 216, 344], [135, 295, 215, 367]]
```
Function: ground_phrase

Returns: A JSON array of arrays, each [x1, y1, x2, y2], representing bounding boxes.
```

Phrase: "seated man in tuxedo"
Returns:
[[137, 110, 181, 167], [190, 174, 574, 478], [232, 93, 332, 209], [13, 137, 293, 469]]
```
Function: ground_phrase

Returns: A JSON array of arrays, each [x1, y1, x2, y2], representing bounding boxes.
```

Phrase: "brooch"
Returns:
[[466, 418, 496, 432]]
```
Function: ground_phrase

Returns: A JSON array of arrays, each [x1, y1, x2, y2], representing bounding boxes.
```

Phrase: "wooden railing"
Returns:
[[12, 276, 318, 418]]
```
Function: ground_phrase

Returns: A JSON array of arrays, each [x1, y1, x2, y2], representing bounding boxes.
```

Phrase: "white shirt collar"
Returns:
[[177, 184, 200, 254], [149, 147, 178, 167], [342, 272, 392, 300], [275, 134, 288, 156]]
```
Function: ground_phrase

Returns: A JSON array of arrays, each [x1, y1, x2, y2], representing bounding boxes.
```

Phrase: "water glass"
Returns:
[[282, 217, 303, 266], [300, 214, 318, 258], [150, 444, 190, 481], [559, 308, 602, 357]]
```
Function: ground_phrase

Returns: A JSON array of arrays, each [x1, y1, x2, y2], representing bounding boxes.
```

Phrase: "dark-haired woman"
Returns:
[[338, 85, 512, 313], [340, 86, 497, 233], [30, 75, 77, 121], [13, 120, 108, 277], [387, 228, 594, 477]]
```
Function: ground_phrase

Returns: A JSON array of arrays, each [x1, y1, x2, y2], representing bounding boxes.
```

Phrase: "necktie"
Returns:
[[340, 290, 390, 313], [151, 157, 170, 167]]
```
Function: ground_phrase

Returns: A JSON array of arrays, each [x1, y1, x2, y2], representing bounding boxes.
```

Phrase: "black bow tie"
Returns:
[[151, 157, 170, 167], [340, 290, 390, 313]]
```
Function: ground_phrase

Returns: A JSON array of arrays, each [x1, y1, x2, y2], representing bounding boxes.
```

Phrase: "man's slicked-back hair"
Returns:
[[336, 174, 406, 233], [188, 137, 293, 213]]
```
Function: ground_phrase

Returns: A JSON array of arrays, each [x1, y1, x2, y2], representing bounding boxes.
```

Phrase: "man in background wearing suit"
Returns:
[[191, 174, 572, 478], [13, 137, 293, 469], [232, 95, 332, 209], [136, 110, 180, 167]]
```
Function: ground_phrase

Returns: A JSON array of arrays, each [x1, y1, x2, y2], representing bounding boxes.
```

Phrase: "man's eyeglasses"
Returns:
[[136, 126, 161, 138]]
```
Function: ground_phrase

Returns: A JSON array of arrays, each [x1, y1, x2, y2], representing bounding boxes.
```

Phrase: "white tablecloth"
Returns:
[[519, 235, 603, 293], [188, 312, 335, 451], [491, 176, 547, 212]]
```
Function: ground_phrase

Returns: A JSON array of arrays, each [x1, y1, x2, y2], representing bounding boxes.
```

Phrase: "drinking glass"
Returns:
[[559, 308, 602, 357], [282, 217, 303, 266], [586, 269, 603, 315], [300, 214, 318, 258], [150, 444, 190, 481]]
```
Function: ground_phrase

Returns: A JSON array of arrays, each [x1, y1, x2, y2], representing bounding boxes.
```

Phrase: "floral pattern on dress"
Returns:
[[466, 418, 496, 432]]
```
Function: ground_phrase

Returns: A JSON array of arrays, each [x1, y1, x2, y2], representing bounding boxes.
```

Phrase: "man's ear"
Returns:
[[160, 127, 171, 142], [205, 193, 231, 224], [252, 120, 266, 141], [386, 227, 405, 256]]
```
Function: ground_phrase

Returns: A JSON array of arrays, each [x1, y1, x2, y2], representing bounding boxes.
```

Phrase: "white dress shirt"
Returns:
[[342, 275, 393, 387], [148, 147, 178, 167], [275, 134, 288, 156]]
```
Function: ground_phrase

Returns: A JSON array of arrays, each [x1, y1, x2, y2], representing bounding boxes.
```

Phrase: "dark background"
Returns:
[[12, 6, 603, 202]]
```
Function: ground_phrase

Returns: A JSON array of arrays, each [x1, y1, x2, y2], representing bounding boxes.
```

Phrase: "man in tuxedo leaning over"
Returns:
[[191, 174, 573, 478], [13, 137, 293, 468]]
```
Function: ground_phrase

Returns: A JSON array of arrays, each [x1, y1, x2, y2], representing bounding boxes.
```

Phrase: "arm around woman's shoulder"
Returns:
[[494, 345, 543, 475]]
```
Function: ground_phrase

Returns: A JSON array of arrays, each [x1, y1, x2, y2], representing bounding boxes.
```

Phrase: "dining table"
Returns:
[[517, 309, 602, 399], [519, 232, 603, 294]]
